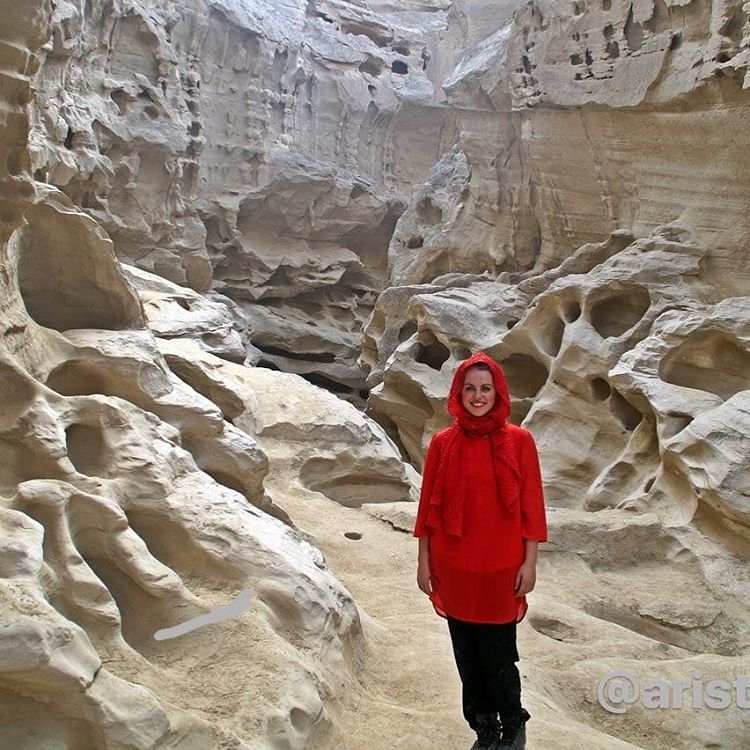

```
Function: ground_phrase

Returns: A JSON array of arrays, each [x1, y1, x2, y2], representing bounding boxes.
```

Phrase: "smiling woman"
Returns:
[[414, 352, 548, 750], [461, 364, 496, 417]]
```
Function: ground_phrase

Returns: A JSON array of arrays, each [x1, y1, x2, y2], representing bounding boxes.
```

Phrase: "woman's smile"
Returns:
[[461, 368, 496, 416]]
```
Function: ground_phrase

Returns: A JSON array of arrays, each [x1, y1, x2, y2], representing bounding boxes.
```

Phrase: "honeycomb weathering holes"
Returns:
[[501, 354, 548, 398], [397, 320, 417, 342], [538, 316, 565, 356], [660, 330, 750, 400], [588, 286, 650, 338], [609, 388, 643, 431], [414, 333, 449, 371], [563, 300, 581, 322], [65, 423, 110, 477], [589, 377, 612, 401]]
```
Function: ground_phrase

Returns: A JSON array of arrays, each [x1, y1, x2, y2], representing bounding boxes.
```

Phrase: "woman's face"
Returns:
[[461, 367, 496, 417]]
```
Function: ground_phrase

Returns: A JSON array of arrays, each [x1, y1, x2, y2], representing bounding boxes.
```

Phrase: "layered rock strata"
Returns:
[[1, 3, 418, 747]]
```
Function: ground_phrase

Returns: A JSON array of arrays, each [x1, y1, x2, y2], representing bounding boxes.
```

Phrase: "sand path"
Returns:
[[267, 476, 640, 750]]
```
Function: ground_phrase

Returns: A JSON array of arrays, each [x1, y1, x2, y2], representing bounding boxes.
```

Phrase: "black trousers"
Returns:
[[446, 616, 523, 730]]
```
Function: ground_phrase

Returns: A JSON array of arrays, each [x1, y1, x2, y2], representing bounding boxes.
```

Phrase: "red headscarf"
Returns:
[[425, 352, 520, 537]]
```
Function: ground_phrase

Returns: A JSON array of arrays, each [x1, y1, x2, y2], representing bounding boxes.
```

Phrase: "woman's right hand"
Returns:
[[417, 558, 432, 596]]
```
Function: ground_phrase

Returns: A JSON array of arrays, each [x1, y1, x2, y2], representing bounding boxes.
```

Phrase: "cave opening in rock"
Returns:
[[414, 332, 450, 371], [609, 388, 643, 431], [589, 376, 612, 401], [398, 320, 417, 342], [660, 330, 750, 400], [500, 354, 548, 399], [65, 423, 109, 477], [538, 315, 565, 357], [588, 286, 650, 338]]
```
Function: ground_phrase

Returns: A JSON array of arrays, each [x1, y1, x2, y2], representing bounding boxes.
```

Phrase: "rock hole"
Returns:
[[602, 0, 612, 10], [304, 372, 351, 394], [522, 55, 533, 74], [455, 346, 472, 360], [661, 412, 693, 439], [391, 60, 408, 75], [644, 476, 655, 493], [415, 331, 450, 371], [719, 5, 744, 44], [570, 53, 583, 65], [507, 319, 519, 329], [606, 40, 620, 58], [716, 52, 731, 63], [574, 72, 583, 80], [393, 46, 410, 56], [563, 300, 581, 322], [66, 423, 109, 477], [290, 707, 312, 732], [588, 286, 650, 338], [660, 331, 750, 400], [359, 59, 382, 76], [368, 84, 376, 95], [6, 148, 25, 177], [17, 205, 142, 332], [350, 185, 366, 200], [584, 48, 593, 66], [670, 32, 682, 50], [416, 196, 442, 225], [64, 128, 74, 149], [398, 320, 418, 342], [510, 399, 532, 426], [256, 343, 336, 364], [589, 377, 611, 401], [406, 236, 424, 249], [538, 316, 565, 357], [501, 354, 548, 398], [609, 388, 643, 431], [258, 358, 281, 371], [47, 361, 110, 396], [573, 2, 585, 15], [344, 531, 362, 540], [603, 24, 614, 39], [203, 469, 247, 496], [624, 5, 644, 52]]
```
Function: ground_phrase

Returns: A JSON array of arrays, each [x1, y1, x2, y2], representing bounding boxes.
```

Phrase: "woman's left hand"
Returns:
[[514, 560, 537, 596]]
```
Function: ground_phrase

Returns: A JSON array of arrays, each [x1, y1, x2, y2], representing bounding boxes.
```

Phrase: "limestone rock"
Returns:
[[27, 0, 461, 394], [124, 265, 247, 363], [156, 338, 421, 509]]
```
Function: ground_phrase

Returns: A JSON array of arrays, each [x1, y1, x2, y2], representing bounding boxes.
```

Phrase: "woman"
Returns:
[[414, 352, 547, 750]]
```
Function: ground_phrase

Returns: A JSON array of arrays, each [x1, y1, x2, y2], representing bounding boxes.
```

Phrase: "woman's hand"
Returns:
[[514, 559, 537, 596], [417, 558, 432, 596]]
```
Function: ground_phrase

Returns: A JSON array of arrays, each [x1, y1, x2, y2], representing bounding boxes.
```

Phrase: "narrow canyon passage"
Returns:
[[265, 473, 644, 750]]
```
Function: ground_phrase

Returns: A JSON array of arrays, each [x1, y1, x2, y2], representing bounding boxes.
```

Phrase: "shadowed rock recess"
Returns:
[[1, 0, 749, 748]]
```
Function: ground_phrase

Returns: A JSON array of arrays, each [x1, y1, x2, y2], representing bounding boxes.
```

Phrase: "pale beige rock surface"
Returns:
[[2, 0, 750, 749]]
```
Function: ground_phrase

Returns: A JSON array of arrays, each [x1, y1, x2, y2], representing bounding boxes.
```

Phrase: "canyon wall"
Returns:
[[2, 0, 749, 748]]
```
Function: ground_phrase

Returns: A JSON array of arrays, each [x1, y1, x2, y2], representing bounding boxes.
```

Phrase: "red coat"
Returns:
[[414, 423, 547, 624]]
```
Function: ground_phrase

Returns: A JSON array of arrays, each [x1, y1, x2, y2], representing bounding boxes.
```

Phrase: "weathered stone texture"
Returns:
[[3, 0, 750, 748]]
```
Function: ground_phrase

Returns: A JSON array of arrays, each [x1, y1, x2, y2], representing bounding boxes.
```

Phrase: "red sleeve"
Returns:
[[518, 430, 548, 542], [413, 433, 442, 538]]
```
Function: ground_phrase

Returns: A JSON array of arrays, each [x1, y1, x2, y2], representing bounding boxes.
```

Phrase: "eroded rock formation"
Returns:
[[3, 0, 750, 748], [1, 2, 417, 747]]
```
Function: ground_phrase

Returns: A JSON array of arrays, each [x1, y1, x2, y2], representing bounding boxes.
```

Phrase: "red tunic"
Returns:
[[414, 423, 547, 624]]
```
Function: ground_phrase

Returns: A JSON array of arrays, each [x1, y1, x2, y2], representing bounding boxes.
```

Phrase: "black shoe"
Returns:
[[470, 712, 502, 750], [498, 708, 530, 748]]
